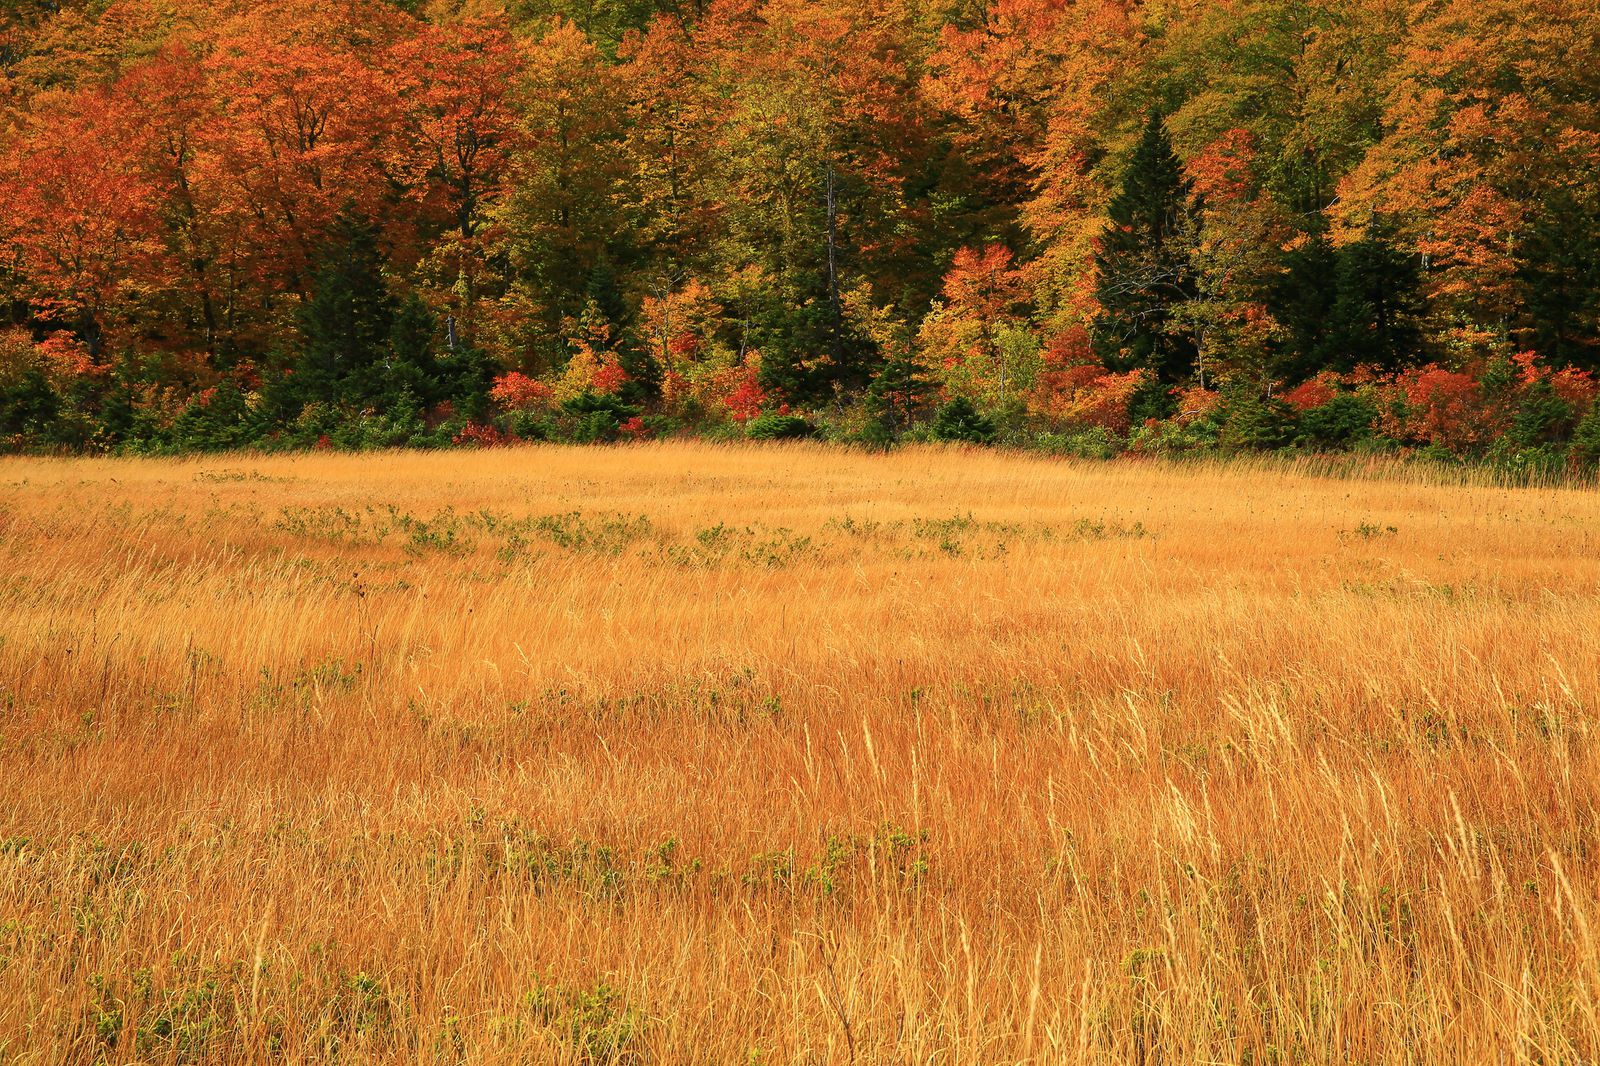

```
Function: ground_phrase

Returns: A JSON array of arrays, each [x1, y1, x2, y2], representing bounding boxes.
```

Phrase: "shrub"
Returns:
[[1034, 426, 1119, 459], [560, 391, 641, 443], [1571, 403, 1600, 471], [746, 413, 816, 441], [1282, 373, 1339, 412], [0, 369, 63, 447], [1383, 365, 1506, 455], [1126, 373, 1177, 425], [723, 364, 769, 424], [1297, 393, 1377, 450], [161, 383, 256, 453], [930, 397, 996, 444], [1487, 440, 1566, 483], [453, 422, 511, 448], [490, 371, 554, 412], [1030, 363, 1150, 435], [505, 409, 554, 441], [1508, 378, 1574, 448], [1129, 416, 1219, 454], [1219, 391, 1297, 451]]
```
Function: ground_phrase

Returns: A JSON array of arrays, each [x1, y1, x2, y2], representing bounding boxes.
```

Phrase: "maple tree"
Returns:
[[1, 85, 164, 360], [918, 244, 1035, 407]]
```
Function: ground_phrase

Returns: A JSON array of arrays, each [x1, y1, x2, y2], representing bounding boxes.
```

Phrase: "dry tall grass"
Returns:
[[2, 442, 1598, 1063]]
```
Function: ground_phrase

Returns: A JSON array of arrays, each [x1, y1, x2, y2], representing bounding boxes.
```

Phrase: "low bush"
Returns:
[[746, 413, 816, 441], [931, 398, 996, 444]]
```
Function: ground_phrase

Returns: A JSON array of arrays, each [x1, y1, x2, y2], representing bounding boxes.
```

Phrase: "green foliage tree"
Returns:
[[746, 413, 816, 440], [1326, 225, 1424, 373], [1092, 114, 1199, 384], [296, 211, 400, 410], [1518, 189, 1600, 371], [1270, 224, 1424, 379], [1269, 230, 1341, 384], [1570, 403, 1600, 471], [1218, 387, 1296, 451], [0, 369, 61, 441], [930, 396, 995, 444], [863, 349, 932, 441], [1296, 393, 1377, 450]]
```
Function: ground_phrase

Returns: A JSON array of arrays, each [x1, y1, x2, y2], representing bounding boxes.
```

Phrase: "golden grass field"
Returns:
[[2, 442, 1598, 1064]]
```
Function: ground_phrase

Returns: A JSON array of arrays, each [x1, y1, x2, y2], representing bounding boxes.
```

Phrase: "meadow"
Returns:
[[1, 442, 1598, 1064]]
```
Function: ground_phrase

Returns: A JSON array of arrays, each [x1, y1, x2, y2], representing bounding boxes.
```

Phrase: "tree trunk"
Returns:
[[825, 161, 842, 366]]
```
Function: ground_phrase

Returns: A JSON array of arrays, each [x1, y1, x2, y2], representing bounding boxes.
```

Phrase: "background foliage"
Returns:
[[2, 0, 1599, 468]]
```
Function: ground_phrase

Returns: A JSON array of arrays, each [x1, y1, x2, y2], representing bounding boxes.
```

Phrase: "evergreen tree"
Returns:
[[1518, 190, 1600, 372], [1270, 229, 1341, 384], [1270, 223, 1424, 379], [0, 369, 60, 440], [297, 211, 397, 409], [385, 293, 444, 410], [930, 396, 996, 444], [1092, 113, 1199, 384], [1327, 225, 1424, 373], [751, 285, 867, 407], [863, 349, 932, 441]]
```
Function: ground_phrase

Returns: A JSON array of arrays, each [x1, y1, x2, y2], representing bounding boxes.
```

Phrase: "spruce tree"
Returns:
[[1519, 189, 1600, 371], [1269, 222, 1424, 380], [1269, 228, 1341, 384], [1328, 225, 1423, 373], [1092, 113, 1199, 384], [385, 293, 443, 410], [298, 211, 397, 408], [864, 349, 931, 440]]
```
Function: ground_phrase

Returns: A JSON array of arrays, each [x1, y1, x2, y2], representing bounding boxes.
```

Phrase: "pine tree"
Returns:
[[864, 349, 932, 441], [931, 396, 996, 444], [297, 211, 397, 409], [386, 293, 443, 409], [1328, 225, 1424, 373], [1092, 113, 1199, 384], [1518, 189, 1600, 371], [1270, 229, 1341, 384]]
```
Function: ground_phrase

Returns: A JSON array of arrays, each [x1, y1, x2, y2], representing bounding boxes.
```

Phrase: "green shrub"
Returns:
[[0, 369, 64, 446], [1126, 374, 1177, 425], [1129, 417, 1218, 454], [746, 413, 816, 440], [352, 403, 429, 449], [560, 392, 640, 443], [1487, 440, 1566, 483], [1508, 379, 1574, 448], [1570, 403, 1600, 471], [930, 397, 996, 444], [1296, 393, 1377, 450], [1033, 426, 1120, 459], [505, 409, 554, 442], [161, 382, 257, 453], [1220, 391, 1297, 451]]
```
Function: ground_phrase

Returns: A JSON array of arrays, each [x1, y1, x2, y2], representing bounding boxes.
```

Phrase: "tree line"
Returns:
[[3, 0, 1599, 469]]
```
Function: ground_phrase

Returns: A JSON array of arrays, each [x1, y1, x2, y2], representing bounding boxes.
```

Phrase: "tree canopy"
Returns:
[[2, 0, 1598, 463]]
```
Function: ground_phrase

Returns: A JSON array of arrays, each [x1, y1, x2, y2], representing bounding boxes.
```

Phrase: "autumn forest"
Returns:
[[3, 0, 1600, 466], [8, 4, 1600, 1060]]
